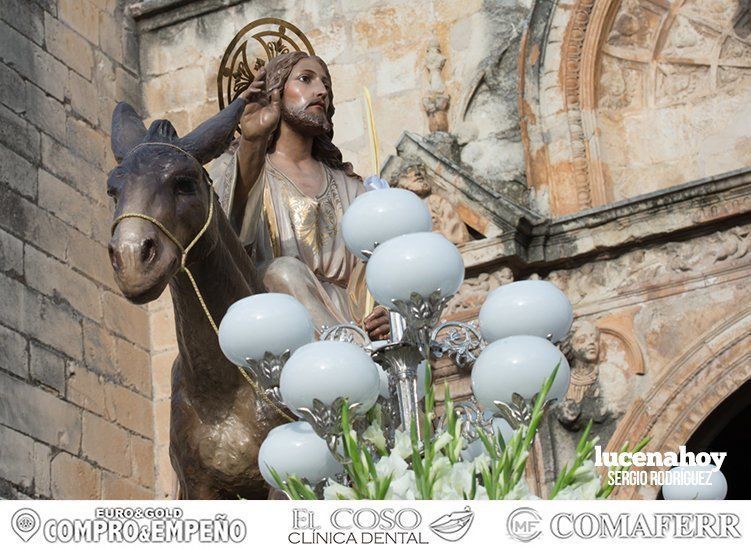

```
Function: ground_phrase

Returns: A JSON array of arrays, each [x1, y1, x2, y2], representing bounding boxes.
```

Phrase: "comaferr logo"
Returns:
[[550, 513, 741, 539], [506, 507, 542, 542]]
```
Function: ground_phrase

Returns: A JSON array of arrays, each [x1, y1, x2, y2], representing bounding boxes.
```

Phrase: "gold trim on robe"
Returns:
[[210, 146, 369, 328]]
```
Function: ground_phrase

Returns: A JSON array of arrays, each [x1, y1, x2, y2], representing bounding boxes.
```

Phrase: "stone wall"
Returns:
[[0, 0, 156, 499]]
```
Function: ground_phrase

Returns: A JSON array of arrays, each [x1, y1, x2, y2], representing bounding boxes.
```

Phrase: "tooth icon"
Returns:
[[12, 509, 41, 542], [429, 506, 475, 542]]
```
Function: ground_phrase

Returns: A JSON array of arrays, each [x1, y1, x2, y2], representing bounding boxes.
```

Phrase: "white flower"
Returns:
[[432, 455, 452, 473], [571, 460, 597, 483], [433, 430, 454, 453], [553, 478, 600, 499], [375, 452, 408, 479], [323, 480, 357, 500], [362, 421, 387, 454], [434, 460, 475, 499], [504, 479, 539, 500], [387, 470, 417, 499], [472, 453, 491, 472], [474, 485, 489, 500], [394, 430, 413, 459], [553, 460, 600, 500]]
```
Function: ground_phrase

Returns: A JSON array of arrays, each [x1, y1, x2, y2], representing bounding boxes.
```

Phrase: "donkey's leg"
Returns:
[[185, 480, 223, 500]]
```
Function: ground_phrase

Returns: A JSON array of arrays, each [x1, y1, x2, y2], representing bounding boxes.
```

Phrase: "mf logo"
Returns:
[[506, 507, 542, 542]]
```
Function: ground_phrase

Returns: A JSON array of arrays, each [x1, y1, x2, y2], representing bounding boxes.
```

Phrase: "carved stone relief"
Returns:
[[555, 316, 645, 431], [525, 0, 751, 215], [542, 223, 751, 308], [391, 158, 471, 245], [444, 267, 513, 318], [605, 306, 751, 499], [600, 2, 751, 110], [593, 0, 751, 200], [598, 56, 643, 110], [606, 0, 663, 50]]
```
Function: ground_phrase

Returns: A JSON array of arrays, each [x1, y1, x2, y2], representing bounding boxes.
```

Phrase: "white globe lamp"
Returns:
[[341, 188, 432, 260], [471, 335, 570, 408], [259, 421, 343, 489], [365, 232, 464, 306], [218, 293, 314, 365], [479, 280, 573, 343], [280, 341, 381, 416]]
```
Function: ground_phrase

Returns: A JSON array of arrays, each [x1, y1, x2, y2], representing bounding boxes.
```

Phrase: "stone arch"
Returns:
[[604, 305, 751, 499], [522, 0, 751, 215], [521, 0, 623, 215]]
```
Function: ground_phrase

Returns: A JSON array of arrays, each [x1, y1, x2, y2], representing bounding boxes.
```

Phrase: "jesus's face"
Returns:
[[281, 57, 332, 136]]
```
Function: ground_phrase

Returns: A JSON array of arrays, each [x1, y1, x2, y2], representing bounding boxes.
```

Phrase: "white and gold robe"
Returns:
[[211, 142, 367, 332]]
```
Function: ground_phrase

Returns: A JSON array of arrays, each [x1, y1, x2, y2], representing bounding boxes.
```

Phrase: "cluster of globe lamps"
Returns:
[[217, 186, 725, 500]]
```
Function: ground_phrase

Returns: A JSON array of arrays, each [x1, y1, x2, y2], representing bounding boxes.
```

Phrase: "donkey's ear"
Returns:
[[146, 119, 180, 143], [178, 96, 248, 165], [111, 102, 147, 163]]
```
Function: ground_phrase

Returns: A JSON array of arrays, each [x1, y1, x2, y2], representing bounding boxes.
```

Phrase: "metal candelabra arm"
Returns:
[[320, 323, 371, 346], [371, 342, 425, 439], [242, 350, 291, 411], [493, 393, 558, 430], [296, 397, 362, 464], [390, 290, 451, 358], [430, 320, 485, 369], [436, 397, 493, 444]]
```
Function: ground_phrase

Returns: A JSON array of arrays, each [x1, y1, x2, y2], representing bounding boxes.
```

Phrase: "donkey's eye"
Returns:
[[174, 176, 197, 195]]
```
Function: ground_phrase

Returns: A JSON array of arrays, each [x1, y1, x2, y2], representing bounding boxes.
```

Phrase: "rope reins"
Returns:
[[111, 142, 294, 422]]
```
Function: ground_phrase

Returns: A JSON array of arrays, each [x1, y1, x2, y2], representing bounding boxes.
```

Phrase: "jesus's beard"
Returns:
[[281, 102, 332, 136]]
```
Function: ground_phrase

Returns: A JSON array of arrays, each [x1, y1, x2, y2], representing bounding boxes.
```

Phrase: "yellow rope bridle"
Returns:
[[111, 142, 294, 422]]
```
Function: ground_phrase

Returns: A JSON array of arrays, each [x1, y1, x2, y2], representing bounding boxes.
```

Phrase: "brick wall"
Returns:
[[0, 0, 155, 499]]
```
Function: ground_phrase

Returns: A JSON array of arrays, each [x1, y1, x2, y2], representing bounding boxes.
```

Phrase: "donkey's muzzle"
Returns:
[[107, 217, 180, 305], [109, 234, 159, 273]]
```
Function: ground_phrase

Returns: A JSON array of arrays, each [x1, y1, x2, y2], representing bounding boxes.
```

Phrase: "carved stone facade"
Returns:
[[422, 39, 451, 133], [0, 0, 741, 500], [522, 0, 751, 216]]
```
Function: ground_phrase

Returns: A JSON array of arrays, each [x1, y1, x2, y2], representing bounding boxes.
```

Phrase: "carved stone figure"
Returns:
[[422, 39, 450, 132], [107, 95, 284, 498], [566, 321, 601, 403], [214, 52, 389, 339], [556, 321, 610, 430], [393, 159, 470, 245]]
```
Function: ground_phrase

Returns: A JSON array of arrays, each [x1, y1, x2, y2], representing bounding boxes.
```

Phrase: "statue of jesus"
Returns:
[[213, 52, 389, 340]]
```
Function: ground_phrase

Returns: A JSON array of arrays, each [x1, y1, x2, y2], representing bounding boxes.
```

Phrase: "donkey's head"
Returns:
[[107, 98, 246, 303]]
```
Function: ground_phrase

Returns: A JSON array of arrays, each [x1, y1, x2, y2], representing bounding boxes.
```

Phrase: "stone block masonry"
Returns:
[[0, 0, 156, 499]]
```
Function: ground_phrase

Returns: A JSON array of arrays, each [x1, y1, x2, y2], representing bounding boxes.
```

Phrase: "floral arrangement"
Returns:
[[270, 364, 648, 500]]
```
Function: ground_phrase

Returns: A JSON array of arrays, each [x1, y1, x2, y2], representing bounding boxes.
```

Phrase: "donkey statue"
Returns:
[[106, 95, 286, 498]]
